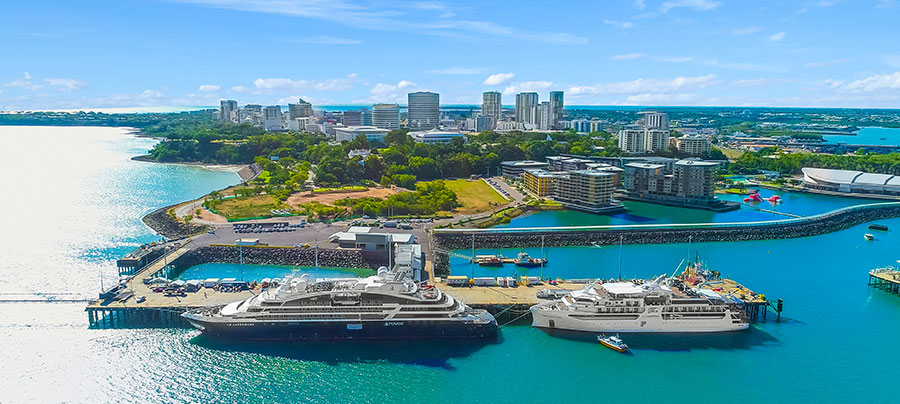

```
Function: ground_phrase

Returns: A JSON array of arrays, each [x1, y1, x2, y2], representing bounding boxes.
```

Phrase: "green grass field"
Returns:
[[213, 195, 285, 219], [438, 179, 507, 214]]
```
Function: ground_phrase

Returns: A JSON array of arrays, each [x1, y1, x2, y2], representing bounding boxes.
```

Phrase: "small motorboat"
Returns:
[[514, 251, 547, 267], [865, 233, 875, 241], [869, 224, 889, 231], [597, 334, 628, 353], [474, 255, 504, 267]]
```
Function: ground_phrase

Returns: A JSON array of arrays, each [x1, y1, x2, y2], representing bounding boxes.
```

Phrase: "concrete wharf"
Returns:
[[868, 266, 900, 296]]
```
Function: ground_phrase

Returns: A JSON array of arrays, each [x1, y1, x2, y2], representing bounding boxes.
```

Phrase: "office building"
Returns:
[[515, 92, 539, 124], [546, 156, 593, 171], [263, 106, 284, 131], [482, 91, 502, 126], [372, 104, 400, 130], [673, 135, 711, 156], [409, 130, 466, 144], [288, 98, 313, 119], [334, 126, 390, 143], [343, 108, 372, 127], [219, 100, 238, 123], [407, 92, 440, 130], [548, 91, 564, 129], [624, 159, 733, 210]]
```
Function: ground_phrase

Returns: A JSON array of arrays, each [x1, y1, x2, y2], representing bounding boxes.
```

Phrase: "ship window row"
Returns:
[[255, 307, 386, 313], [663, 306, 725, 312], [597, 307, 642, 313]]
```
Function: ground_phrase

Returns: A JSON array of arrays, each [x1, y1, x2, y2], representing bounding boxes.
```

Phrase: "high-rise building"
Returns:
[[407, 92, 440, 130], [639, 111, 669, 130], [522, 169, 619, 213], [482, 91, 502, 126], [538, 101, 551, 130], [372, 104, 400, 130], [570, 119, 591, 133], [343, 110, 362, 126], [515, 92, 539, 124], [238, 104, 263, 126], [219, 100, 238, 122], [288, 98, 313, 119], [618, 125, 648, 153], [263, 106, 284, 131], [673, 135, 711, 156], [548, 91, 564, 129]]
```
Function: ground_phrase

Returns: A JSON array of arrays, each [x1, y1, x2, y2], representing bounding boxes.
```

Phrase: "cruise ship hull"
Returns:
[[183, 312, 498, 340], [531, 306, 748, 333]]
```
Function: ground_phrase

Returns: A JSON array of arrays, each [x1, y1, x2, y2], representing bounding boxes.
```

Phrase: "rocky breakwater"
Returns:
[[142, 204, 210, 240], [433, 202, 900, 250], [170, 245, 388, 271]]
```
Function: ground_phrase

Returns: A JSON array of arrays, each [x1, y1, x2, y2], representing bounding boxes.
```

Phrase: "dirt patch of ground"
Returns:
[[286, 187, 400, 208], [197, 207, 228, 223]]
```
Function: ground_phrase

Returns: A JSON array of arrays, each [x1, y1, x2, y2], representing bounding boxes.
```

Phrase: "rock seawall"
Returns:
[[142, 204, 210, 239]]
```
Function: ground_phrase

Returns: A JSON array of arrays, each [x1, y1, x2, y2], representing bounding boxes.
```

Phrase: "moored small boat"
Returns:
[[514, 251, 548, 267], [475, 255, 505, 267], [597, 334, 628, 352], [869, 224, 889, 231], [865, 233, 875, 241]]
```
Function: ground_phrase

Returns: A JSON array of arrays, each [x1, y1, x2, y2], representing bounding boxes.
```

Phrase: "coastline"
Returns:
[[130, 154, 247, 172]]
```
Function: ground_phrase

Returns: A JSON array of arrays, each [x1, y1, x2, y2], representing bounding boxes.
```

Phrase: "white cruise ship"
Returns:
[[531, 274, 749, 333], [183, 265, 497, 340]]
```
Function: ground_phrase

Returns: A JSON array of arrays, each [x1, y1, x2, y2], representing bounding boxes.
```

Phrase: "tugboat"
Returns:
[[597, 334, 628, 353], [514, 251, 548, 267], [865, 233, 875, 241]]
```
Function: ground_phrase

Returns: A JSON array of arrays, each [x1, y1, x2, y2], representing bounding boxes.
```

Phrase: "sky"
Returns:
[[1, 0, 900, 110]]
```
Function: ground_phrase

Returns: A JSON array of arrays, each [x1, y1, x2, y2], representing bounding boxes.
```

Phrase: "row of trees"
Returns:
[[729, 147, 900, 175]]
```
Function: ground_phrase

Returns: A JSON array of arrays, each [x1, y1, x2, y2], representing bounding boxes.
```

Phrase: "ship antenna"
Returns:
[[617, 235, 623, 281]]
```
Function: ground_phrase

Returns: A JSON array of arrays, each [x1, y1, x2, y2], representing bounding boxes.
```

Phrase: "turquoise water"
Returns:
[[497, 190, 880, 228], [2, 126, 900, 403], [824, 126, 900, 146], [175, 263, 373, 281]]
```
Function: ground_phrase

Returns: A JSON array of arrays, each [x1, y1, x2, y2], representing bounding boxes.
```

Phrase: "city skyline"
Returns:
[[3, 0, 900, 110]]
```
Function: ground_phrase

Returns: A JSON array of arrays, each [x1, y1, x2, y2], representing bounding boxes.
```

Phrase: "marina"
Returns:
[[868, 265, 900, 296]]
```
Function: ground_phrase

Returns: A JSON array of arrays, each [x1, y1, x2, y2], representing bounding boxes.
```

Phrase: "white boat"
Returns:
[[865, 233, 875, 241], [531, 274, 749, 333], [597, 334, 628, 352]]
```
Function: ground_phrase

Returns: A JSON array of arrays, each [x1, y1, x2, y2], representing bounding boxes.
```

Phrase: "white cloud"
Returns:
[[877, 0, 895, 8], [769, 32, 786, 42], [731, 78, 786, 88], [804, 59, 850, 69], [483, 73, 515, 85], [428, 67, 489, 75], [300, 35, 362, 45], [252, 74, 357, 92], [634, 0, 646, 10], [567, 74, 719, 96], [658, 56, 693, 63], [501, 81, 554, 96], [603, 19, 634, 29], [705, 59, 785, 72], [732, 26, 763, 35], [823, 79, 845, 89], [24, 72, 32, 80], [843, 72, 900, 91], [660, 0, 722, 13], [43, 78, 86, 91], [817, 0, 837, 6], [198, 84, 221, 92], [357, 80, 422, 103], [610, 53, 645, 61], [176, 0, 586, 44], [3, 72, 41, 90]]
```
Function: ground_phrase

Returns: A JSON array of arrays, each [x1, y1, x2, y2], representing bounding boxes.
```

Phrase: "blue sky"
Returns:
[[1, 0, 899, 110]]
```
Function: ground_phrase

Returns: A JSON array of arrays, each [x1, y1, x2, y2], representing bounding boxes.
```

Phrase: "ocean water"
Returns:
[[2, 126, 900, 403], [824, 126, 900, 146], [497, 190, 880, 228]]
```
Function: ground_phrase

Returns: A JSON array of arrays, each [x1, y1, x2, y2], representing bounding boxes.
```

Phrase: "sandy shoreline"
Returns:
[[130, 154, 246, 172]]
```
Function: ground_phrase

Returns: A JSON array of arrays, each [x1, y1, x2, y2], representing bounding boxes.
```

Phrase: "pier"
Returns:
[[868, 267, 900, 296]]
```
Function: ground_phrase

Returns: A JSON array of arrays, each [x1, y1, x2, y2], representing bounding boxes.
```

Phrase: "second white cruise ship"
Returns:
[[531, 272, 749, 333]]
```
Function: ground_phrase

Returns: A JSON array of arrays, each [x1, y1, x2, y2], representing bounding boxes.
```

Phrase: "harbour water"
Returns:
[[824, 126, 900, 146], [2, 126, 900, 403]]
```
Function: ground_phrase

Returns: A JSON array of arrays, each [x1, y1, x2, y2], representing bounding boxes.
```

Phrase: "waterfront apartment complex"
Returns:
[[219, 100, 238, 122], [624, 159, 734, 210], [408, 92, 440, 130], [372, 103, 401, 130], [522, 169, 620, 213]]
